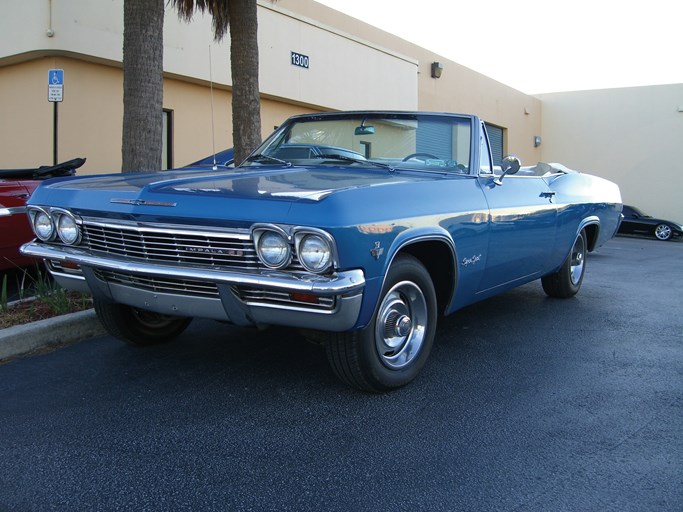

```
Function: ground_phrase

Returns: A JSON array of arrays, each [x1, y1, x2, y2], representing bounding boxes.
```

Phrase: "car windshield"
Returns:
[[242, 113, 473, 173]]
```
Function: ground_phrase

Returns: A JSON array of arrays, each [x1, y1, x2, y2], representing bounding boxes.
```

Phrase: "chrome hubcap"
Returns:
[[655, 224, 671, 240], [570, 235, 586, 285], [375, 281, 427, 369]]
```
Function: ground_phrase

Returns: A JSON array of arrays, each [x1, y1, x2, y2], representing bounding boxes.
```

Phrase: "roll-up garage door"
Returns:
[[485, 123, 503, 166]]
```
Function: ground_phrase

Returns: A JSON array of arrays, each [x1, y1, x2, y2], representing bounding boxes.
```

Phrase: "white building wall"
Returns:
[[258, 5, 418, 110], [538, 84, 683, 222]]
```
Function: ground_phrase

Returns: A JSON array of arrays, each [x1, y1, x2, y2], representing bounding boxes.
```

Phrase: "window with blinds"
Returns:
[[484, 123, 504, 166]]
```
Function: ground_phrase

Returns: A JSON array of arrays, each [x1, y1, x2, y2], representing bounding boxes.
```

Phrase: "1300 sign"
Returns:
[[291, 52, 310, 69]]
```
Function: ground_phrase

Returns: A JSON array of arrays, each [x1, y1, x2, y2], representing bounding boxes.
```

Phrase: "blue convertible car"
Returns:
[[21, 112, 622, 391]]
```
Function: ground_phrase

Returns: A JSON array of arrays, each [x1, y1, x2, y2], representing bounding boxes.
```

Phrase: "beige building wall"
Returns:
[[538, 84, 683, 221], [280, 0, 543, 165], [5, 0, 678, 224], [0, 58, 123, 172], [0, 0, 418, 173]]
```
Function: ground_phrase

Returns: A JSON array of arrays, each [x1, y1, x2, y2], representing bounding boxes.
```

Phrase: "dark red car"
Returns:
[[0, 158, 85, 270]]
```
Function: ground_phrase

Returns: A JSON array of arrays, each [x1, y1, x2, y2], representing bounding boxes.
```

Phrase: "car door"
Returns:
[[620, 206, 653, 236], [0, 180, 35, 268], [473, 132, 558, 294], [477, 176, 558, 294], [619, 205, 640, 235]]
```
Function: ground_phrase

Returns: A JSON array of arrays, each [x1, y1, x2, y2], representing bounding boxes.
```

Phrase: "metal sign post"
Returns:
[[48, 69, 64, 165]]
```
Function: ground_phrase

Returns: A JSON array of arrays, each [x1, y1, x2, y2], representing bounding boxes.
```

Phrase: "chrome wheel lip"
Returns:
[[655, 224, 672, 240], [569, 234, 586, 285], [375, 281, 428, 370]]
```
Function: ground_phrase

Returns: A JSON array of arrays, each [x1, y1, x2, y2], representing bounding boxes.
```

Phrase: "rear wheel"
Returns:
[[542, 230, 587, 298], [325, 254, 437, 392], [94, 300, 191, 346]]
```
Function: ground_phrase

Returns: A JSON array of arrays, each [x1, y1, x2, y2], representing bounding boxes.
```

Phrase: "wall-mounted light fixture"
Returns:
[[534, 136, 542, 147], [431, 62, 443, 79]]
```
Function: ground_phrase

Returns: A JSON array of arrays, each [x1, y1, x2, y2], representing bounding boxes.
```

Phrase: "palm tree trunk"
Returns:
[[228, 0, 262, 165], [122, 0, 164, 172]]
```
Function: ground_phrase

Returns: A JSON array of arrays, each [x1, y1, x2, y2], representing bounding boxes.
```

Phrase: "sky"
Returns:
[[315, 0, 682, 94]]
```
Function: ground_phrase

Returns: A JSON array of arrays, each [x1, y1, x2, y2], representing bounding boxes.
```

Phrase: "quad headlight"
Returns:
[[254, 228, 291, 269], [296, 232, 332, 272], [252, 225, 336, 274], [55, 211, 81, 245], [28, 207, 81, 245], [29, 208, 55, 241]]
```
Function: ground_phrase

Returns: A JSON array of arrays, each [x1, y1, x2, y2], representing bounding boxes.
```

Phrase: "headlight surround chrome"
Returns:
[[29, 207, 55, 241], [54, 210, 81, 245], [253, 227, 291, 269], [252, 224, 338, 274], [27, 206, 81, 244], [296, 232, 333, 273]]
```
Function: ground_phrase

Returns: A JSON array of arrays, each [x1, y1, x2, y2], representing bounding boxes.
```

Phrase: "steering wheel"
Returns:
[[402, 152, 439, 162]]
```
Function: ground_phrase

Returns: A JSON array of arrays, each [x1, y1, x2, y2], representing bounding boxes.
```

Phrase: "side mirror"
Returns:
[[493, 155, 521, 185]]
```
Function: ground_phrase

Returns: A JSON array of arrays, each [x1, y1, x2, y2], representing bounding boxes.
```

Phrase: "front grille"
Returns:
[[80, 220, 258, 270], [77, 219, 330, 311], [95, 269, 220, 298]]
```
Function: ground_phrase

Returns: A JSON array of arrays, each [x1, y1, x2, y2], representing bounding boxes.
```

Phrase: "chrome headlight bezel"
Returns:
[[253, 225, 292, 269], [53, 209, 81, 245], [28, 207, 56, 242], [294, 230, 335, 273], [252, 224, 338, 274], [27, 206, 82, 245]]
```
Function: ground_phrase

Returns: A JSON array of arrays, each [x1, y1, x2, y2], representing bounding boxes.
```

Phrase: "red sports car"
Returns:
[[0, 158, 84, 270]]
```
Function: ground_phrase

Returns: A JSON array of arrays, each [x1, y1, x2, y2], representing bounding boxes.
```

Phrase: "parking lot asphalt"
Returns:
[[1, 235, 681, 511]]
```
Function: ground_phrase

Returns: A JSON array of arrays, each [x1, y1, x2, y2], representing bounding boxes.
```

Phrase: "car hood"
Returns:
[[34, 165, 436, 200], [28, 165, 449, 226]]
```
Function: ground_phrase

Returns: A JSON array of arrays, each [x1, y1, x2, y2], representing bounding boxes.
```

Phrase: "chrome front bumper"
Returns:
[[21, 241, 365, 332]]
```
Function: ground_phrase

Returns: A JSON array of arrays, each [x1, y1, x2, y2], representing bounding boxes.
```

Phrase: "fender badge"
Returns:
[[111, 199, 177, 207], [370, 241, 384, 260], [462, 254, 482, 267]]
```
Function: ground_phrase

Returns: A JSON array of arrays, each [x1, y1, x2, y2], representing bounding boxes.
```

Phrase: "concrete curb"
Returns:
[[0, 308, 106, 361]]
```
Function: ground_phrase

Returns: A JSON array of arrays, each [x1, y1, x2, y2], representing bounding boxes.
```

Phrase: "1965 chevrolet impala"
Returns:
[[21, 111, 622, 391]]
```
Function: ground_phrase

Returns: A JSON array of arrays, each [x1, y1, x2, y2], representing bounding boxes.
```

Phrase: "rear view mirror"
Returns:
[[354, 125, 376, 136]]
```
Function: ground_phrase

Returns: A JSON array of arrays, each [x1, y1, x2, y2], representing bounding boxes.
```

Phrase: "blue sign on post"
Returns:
[[49, 69, 64, 85], [48, 69, 64, 102]]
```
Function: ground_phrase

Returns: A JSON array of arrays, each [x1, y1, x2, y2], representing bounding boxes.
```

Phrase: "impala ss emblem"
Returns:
[[110, 199, 177, 207], [186, 247, 243, 257], [462, 254, 482, 267]]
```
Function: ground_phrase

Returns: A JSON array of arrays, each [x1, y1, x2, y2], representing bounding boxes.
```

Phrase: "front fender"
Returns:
[[353, 226, 457, 328]]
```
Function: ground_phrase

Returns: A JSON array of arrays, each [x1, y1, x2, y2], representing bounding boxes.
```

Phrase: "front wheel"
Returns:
[[325, 254, 437, 392], [542, 230, 587, 298], [94, 300, 192, 346], [655, 224, 672, 241]]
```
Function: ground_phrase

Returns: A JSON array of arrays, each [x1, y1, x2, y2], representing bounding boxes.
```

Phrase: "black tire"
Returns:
[[542, 230, 587, 298], [94, 299, 192, 346], [325, 254, 437, 392], [654, 223, 672, 241]]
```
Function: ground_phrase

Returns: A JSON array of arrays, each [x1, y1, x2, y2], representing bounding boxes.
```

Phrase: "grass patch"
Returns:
[[0, 265, 92, 329]]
